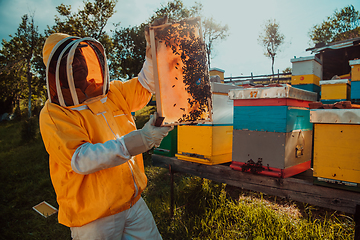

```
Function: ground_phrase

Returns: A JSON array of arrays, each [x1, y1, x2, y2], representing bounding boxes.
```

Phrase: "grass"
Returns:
[[0, 118, 70, 240], [0, 116, 355, 240], [143, 167, 354, 239]]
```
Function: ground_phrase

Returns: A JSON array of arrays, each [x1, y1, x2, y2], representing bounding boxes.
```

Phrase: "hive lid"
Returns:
[[228, 84, 317, 101], [211, 82, 240, 94], [349, 59, 360, 66], [290, 55, 322, 64], [310, 109, 360, 124], [320, 79, 351, 85]]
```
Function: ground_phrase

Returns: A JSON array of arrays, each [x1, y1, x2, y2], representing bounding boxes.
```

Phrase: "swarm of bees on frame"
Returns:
[[155, 18, 211, 123]]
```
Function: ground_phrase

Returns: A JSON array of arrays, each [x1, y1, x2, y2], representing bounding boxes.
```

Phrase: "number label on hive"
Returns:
[[150, 17, 212, 126]]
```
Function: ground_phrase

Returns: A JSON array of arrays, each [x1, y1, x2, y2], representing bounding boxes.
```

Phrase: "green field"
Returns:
[[0, 116, 355, 239]]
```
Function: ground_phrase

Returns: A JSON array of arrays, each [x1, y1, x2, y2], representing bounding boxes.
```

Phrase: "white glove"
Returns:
[[123, 113, 173, 156]]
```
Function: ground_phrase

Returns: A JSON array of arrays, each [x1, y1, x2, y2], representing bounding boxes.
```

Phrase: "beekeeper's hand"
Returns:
[[145, 15, 168, 59], [123, 112, 173, 156]]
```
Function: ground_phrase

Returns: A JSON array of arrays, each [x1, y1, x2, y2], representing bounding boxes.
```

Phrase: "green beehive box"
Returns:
[[154, 126, 178, 157]]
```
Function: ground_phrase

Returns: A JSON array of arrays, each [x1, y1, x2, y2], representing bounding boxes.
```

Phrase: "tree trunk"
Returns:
[[27, 59, 32, 118], [206, 43, 211, 69], [271, 56, 275, 76]]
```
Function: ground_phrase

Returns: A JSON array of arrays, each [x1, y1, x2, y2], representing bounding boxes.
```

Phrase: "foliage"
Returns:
[[0, 14, 44, 118], [46, 0, 117, 40], [46, 0, 116, 63], [258, 19, 285, 75], [111, 0, 202, 80], [0, 120, 71, 240], [202, 17, 229, 68], [21, 117, 38, 142], [134, 105, 156, 129], [309, 5, 360, 45], [143, 168, 354, 240], [111, 0, 228, 79], [282, 67, 292, 74], [110, 24, 147, 79], [150, 0, 202, 23]]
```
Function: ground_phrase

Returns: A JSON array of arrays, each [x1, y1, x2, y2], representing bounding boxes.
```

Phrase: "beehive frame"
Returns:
[[149, 17, 212, 126]]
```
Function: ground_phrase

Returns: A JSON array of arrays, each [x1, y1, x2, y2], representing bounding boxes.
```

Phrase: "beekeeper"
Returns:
[[39, 21, 172, 240]]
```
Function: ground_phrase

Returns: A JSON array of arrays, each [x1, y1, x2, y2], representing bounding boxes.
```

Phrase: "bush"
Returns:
[[21, 117, 38, 142]]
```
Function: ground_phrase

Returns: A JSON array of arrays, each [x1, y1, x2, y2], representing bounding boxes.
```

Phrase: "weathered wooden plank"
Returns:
[[152, 155, 360, 214]]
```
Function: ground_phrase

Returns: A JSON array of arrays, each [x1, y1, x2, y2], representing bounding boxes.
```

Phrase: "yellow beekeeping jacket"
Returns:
[[40, 79, 151, 227]]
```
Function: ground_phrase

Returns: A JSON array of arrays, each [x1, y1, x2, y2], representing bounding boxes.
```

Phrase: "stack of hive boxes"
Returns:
[[176, 82, 239, 165], [350, 59, 360, 103], [291, 56, 322, 100], [229, 84, 317, 178]]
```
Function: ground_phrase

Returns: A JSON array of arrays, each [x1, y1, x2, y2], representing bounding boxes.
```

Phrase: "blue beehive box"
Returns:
[[228, 84, 317, 178]]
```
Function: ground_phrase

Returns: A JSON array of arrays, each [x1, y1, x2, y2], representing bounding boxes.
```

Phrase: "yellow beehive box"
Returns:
[[310, 109, 360, 190], [320, 79, 350, 100], [291, 74, 321, 86], [349, 59, 360, 81], [176, 125, 233, 165], [210, 68, 225, 83]]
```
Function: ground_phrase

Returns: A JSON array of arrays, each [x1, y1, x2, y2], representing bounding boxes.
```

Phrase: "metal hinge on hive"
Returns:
[[295, 144, 304, 158]]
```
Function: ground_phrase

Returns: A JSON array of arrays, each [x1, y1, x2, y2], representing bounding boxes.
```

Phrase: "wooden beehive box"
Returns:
[[291, 56, 322, 100], [349, 59, 360, 81], [291, 56, 322, 79], [154, 126, 178, 157], [291, 56, 322, 85], [320, 79, 351, 104], [176, 82, 240, 165], [149, 17, 212, 126], [350, 59, 360, 102], [228, 84, 317, 178], [310, 102, 360, 192]]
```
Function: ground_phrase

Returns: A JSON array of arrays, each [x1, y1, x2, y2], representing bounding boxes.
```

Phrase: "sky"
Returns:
[[0, 0, 360, 79]]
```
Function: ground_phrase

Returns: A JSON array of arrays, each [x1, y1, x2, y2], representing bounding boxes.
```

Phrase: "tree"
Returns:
[[282, 67, 291, 74], [149, 0, 229, 69], [46, 0, 117, 56], [149, 0, 202, 23], [111, 0, 202, 80], [110, 24, 147, 79], [0, 14, 43, 118], [309, 5, 360, 45], [202, 17, 229, 68], [111, 0, 228, 79], [258, 19, 285, 76]]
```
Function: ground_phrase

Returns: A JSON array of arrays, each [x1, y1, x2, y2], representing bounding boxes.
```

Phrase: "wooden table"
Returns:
[[151, 154, 360, 239]]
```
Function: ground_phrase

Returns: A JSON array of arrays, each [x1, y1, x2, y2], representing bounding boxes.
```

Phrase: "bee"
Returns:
[[180, 108, 185, 111], [172, 85, 175, 88]]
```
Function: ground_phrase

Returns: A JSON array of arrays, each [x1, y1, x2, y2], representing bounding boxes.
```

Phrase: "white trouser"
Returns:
[[70, 197, 162, 240]]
